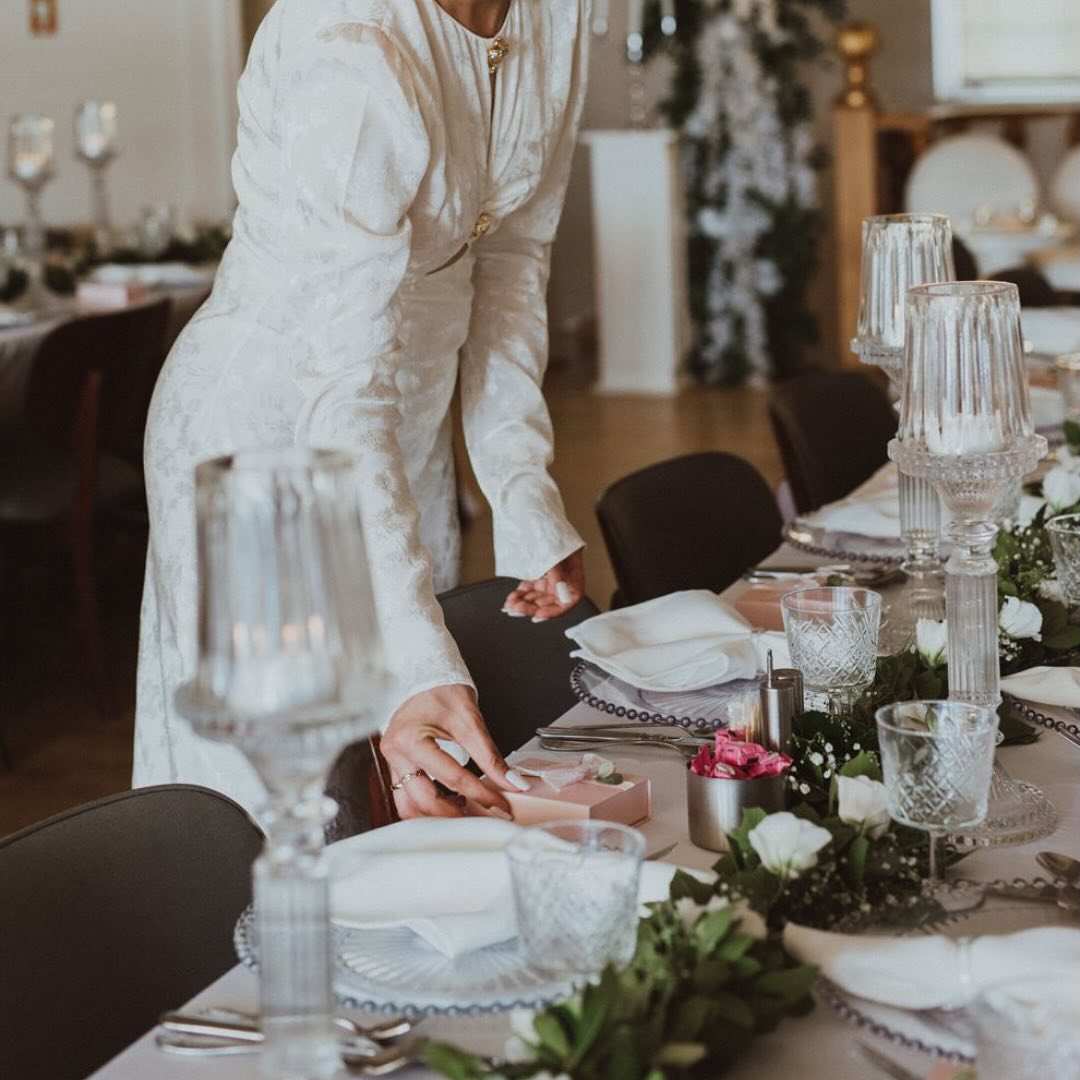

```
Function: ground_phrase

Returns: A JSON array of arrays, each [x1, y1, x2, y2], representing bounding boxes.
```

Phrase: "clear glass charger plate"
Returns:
[[570, 660, 762, 731], [818, 895, 1079, 1062], [234, 906, 574, 1018], [783, 518, 908, 565]]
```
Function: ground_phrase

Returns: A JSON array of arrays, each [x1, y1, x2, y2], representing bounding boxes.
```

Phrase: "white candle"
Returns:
[[660, 0, 676, 35], [13, 151, 49, 183], [925, 412, 1007, 455], [626, 0, 644, 61], [592, 0, 610, 35]]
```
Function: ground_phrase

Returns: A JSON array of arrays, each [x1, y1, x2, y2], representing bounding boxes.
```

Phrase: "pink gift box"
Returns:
[[736, 577, 821, 631], [476, 757, 652, 827]]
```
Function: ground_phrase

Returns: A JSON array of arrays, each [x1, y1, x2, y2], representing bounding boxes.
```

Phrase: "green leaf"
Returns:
[[838, 749, 881, 781], [695, 906, 735, 953], [711, 991, 756, 1029], [846, 833, 869, 890], [654, 1042, 707, 1068], [570, 967, 617, 1067], [423, 1042, 491, 1080], [727, 807, 768, 865], [532, 1012, 572, 1060], [1065, 418, 1080, 447], [669, 868, 714, 905], [753, 964, 820, 1004]]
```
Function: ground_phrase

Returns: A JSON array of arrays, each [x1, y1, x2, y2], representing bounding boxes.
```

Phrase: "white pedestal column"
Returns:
[[583, 129, 691, 396]]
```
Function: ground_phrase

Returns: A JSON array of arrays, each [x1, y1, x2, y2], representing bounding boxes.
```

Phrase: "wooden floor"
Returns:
[[0, 365, 783, 837]]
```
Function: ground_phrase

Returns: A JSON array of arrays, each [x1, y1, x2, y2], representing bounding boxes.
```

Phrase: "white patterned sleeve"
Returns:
[[279, 22, 473, 707], [458, 13, 589, 581]]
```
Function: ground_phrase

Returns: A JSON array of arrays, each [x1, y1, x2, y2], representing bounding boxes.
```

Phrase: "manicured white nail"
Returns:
[[502, 607, 527, 618], [484, 805, 514, 821], [555, 581, 573, 605], [507, 770, 531, 791], [531, 615, 549, 623]]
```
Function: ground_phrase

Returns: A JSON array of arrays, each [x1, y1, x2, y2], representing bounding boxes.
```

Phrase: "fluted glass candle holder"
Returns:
[[177, 449, 392, 1080], [888, 282, 1047, 707], [75, 101, 119, 254], [6, 114, 56, 310], [853, 215, 956, 644]]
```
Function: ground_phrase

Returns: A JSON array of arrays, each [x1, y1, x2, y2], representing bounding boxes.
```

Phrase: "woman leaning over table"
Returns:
[[133, 0, 587, 820]]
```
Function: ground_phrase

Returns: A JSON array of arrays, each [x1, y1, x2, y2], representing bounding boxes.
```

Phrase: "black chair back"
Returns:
[[595, 452, 783, 607], [0, 785, 262, 1080], [438, 577, 600, 755], [768, 369, 896, 514], [993, 267, 1061, 308], [26, 300, 169, 465]]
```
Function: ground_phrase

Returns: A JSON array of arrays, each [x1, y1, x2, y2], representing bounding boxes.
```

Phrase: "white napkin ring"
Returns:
[[391, 769, 424, 791]]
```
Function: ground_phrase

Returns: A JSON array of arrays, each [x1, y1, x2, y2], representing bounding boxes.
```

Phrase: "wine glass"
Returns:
[[176, 449, 392, 1080], [875, 701, 998, 904], [74, 101, 119, 254], [6, 114, 56, 310]]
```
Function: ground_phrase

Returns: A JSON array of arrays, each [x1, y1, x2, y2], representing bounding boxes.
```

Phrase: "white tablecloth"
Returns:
[[90, 545, 1080, 1080]]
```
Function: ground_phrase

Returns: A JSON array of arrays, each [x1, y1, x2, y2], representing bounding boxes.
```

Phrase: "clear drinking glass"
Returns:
[[1056, 354, 1080, 425], [6, 114, 56, 308], [506, 821, 645, 982], [970, 975, 1080, 1080], [890, 282, 1046, 708], [176, 449, 391, 1080], [875, 701, 998, 886], [1047, 513, 1080, 605], [781, 587, 881, 712], [74, 101, 119, 254]]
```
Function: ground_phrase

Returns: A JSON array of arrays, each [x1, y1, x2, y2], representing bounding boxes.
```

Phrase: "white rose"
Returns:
[[836, 775, 891, 840], [1042, 467, 1080, 513], [748, 812, 832, 880], [674, 894, 767, 940], [915, 618, 948, 666], [1038, 577, 1064, 603], [999, 596, 1043, 641]]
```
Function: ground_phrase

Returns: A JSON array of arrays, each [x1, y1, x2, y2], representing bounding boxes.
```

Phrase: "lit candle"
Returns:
[[925, 412, 1007, 455], [660, 0, 676, 35], [13, 151, 49, 183], [626, 0, 644, 61], [592, 0, 610, 35]]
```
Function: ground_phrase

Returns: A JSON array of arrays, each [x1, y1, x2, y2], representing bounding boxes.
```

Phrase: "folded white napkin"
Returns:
[[565, 591, 789, 692], [805, 490, 901, 539], [328, 818, 686, 958], [1022, 308, 1080, 357], [1000, 665, 1080, 708], [783, 923, 1080, 1010], [1029, 384, 1066, 431]]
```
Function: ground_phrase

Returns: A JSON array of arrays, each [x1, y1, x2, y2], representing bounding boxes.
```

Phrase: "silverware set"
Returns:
[[535, 723, 712, 758]]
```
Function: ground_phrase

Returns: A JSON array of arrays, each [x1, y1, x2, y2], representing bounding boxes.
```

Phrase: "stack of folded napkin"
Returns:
[[565, 590, 789, 692], [327, 818, 689, 958], [783, 923, 1080, 1009]]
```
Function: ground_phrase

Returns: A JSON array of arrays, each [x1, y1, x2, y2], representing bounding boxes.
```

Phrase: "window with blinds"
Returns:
[[932, 0, 1080, 104]]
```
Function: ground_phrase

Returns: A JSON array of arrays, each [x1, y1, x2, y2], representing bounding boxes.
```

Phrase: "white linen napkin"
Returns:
[[328, 818, 689, 958], [805, 489, 902, 539], [783, 923, 1080, 1010], [565, 590, 789, 692], [1000, 665, 1080, 708]]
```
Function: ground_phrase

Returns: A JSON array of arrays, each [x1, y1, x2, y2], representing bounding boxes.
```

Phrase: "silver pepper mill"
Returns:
[[760, 650, 802, 754]]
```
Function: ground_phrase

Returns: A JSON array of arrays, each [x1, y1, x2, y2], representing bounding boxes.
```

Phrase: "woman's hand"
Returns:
[[503, 548, 585, 622], [380, 684, 528, 820]]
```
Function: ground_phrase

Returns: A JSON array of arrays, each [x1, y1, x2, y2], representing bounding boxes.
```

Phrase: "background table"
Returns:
[[90, 543, 1080, 1080]]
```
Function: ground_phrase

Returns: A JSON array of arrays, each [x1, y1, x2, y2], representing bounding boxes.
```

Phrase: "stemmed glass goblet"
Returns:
[[74, 101, 119, 255], [6, 114, 56, 310], [177, 449, 392, 1080], [876, 700, 998, 906]]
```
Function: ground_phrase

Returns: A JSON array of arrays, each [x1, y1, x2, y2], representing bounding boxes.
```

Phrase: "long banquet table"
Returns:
[[91, 536, 1080, 1080]]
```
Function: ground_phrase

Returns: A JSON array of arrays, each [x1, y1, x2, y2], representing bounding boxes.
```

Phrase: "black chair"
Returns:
[[952, 236, 978, 282], [768, 369, 896, 514], [595, 452, 783, 608], [0, 785, 262, 1080], [993, 266, 1061, 308], [438, 577, 600, 755]]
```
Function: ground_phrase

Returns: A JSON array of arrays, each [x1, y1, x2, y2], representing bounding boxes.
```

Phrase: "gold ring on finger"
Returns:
[[391, 768, 424, 791]]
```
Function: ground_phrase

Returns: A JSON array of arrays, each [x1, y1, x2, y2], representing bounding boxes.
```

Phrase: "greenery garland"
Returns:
[[643, 0, 846, 384]]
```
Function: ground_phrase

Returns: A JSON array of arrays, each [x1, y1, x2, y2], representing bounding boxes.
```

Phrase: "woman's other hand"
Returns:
[[502, 547, 585, 622], [380, 684, 529, 820]]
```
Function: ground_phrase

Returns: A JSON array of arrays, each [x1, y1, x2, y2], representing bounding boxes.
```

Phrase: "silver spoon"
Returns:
[[1037, 851, 1080, 884]]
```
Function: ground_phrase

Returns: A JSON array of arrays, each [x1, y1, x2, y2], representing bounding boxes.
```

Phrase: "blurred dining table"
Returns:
[[0, 280, 211, 440]]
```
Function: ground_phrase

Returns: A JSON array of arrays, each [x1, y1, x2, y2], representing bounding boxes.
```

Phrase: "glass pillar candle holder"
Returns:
[[852, 214, 955, 642], [888, 281, 1047, 708], [780, 587, 881, 712], [176, 449, 392, 1080], [1047, 513, 1080, 606], [6, 114, 56, 311], [1055, 354, 1080, 426], [74, 101, 119, 255]]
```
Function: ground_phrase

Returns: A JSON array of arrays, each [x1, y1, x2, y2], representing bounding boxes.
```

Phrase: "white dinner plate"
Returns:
[[234, 905, 574, 1018]]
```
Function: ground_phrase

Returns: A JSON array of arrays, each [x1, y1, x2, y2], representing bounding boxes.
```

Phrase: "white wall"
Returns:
[[0, 0, 243, 229]]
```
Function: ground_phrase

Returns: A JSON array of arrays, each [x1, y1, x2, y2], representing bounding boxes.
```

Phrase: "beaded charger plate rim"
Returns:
[[782, 518, 908, 565], [817, 892, 1078, 1062], [233, 906, 574, 1018], [569, 660, 763, 732]]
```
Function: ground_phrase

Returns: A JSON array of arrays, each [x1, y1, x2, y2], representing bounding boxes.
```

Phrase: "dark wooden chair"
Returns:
[[768, 369, 896, 515], [0, 301, 169, 718], [0, 785, 262, 1080], [596, 452, 783, 608]]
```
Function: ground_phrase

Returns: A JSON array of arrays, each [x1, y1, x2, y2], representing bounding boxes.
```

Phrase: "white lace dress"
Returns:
[[133, 0, 587, 813]]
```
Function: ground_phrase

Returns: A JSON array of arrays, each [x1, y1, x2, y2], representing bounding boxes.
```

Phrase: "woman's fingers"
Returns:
[[408, 738, 512, 812], [446, 710, 529, 797], [392, 774, 463, 819]]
